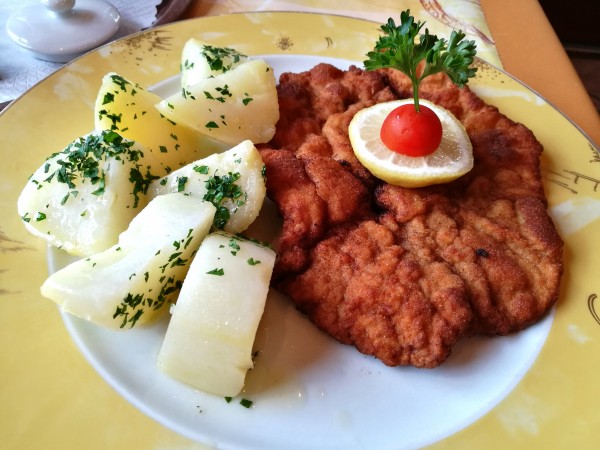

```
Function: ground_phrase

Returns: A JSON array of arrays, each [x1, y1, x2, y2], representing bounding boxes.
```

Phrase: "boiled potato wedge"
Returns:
[[157, 231, 276, 396], [95, 73, 225, 176], [156, 59, 279, 145], [17, 130, 154, 256], [40, 193, 216, 329], [181, 39, 247, 89], [149, 140, 266, 233]]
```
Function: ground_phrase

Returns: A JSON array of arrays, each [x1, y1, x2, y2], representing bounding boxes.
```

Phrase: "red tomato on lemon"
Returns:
[[380, 104, 443, 157]]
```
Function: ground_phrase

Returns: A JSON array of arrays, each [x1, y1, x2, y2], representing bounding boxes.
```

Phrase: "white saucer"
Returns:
[[6, 0, 120, 63]]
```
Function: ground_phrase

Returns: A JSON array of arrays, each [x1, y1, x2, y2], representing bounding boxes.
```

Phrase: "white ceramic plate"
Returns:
[[50, 54, 555, 450]]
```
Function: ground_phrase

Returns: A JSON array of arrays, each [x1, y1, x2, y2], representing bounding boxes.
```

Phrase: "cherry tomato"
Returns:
[[380, 104, 443, 157]]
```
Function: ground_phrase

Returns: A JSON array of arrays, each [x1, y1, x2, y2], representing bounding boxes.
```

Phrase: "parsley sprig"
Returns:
[[364, 10, 477, 111]]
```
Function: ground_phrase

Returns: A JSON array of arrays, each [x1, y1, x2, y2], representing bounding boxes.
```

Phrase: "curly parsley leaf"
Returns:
[[364, 9, 477, 111]]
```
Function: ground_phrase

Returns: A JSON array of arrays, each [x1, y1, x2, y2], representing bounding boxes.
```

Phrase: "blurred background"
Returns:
[[539, 0, 600, 112]]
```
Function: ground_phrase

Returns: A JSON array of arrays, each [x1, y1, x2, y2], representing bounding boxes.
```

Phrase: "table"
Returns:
[[2, 2, 599, 450], [480, 0, 600, 147]]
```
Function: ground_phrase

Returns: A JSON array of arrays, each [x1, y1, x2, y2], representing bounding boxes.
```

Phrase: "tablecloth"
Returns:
[[0, 0, 162, 103]]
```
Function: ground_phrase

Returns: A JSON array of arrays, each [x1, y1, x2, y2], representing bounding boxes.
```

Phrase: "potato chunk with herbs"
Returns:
[[17, 130, 156, 256], [40, 193, 216, 329], [156, 59, 279, 145], [149, 140, 266, 233], [95, 73, 226, 176], [181, 39, 247, 89], [157, 231, 275, 396]]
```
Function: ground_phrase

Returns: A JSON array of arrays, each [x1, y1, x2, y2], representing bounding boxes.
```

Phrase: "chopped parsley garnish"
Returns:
[[202, 171, 245, 229], [38, 130, 156, 209], [177, 176, 188, 192], [224, 396, 253, 408], [206, 268, 224, 276], [239, 398, 253, 408], [194, 165, 209, 175], [129, 166, 160, 208], [242, 93, 253, 105], [182, 88, 196, 100], [229, 238, 241, 255], [200, 45, 246, 73], [204, 85, 233, 103], [112, 274, 183, 328], [102, 92, 115, 105], [247, 258, 261, 266]]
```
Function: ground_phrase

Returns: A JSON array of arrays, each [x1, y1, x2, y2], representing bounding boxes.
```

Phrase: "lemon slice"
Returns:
[[349, 99, 473, 187]]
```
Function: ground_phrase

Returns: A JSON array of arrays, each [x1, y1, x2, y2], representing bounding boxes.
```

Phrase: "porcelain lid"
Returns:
[[6, 0, 120, 63]]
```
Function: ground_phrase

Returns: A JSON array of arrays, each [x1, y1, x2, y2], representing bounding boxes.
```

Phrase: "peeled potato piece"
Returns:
[[180, 38, 247, 89], [17, 130, 154, 256], [149, 140, 266, 233], [157, 231, 276, 396], [95, 72, 226, 176], [156, 59, 279, 145], [40, 193, 216, 329]]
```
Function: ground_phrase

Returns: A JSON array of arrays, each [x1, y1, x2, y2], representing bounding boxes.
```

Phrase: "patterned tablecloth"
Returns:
[[0, 0, 162, 103]]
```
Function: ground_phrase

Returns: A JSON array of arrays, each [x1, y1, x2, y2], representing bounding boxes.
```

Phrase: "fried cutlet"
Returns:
[[257, 63, 563, 368]]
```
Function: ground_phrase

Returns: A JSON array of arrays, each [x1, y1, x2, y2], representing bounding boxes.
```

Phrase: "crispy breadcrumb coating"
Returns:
[[258, 64, 563, 368]]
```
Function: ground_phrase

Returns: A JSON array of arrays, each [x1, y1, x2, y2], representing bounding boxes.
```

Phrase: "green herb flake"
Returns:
[[201, 45, 246, 73], [60, 192, 70, 205], [194, 165, 210, 175], [229, 238, 241, 255], [207, 268, 224, 276], [42, 130, 153, 208], [177, 176, 188, 192], [242, 93, 254, 105], [247, 258, 261, 266], [239, 398, 253, 408], [202, 171, 244, 229], [102, 92, 115, 105]]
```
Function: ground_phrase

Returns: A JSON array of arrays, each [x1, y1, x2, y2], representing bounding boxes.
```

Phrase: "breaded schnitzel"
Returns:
[[258, 63, 563, 368]]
